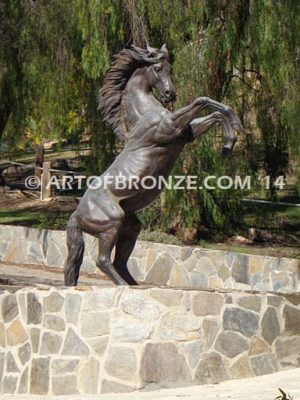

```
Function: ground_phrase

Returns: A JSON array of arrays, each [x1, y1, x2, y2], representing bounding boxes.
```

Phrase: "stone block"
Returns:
[[52, 359, 80, 375], [81, 311, 110, 338], [6, 351, 20, 372], [43, 292, 64, 313], [6, 320, 28, 345], [62, 328, 89, 356], [29, 328, 40, 353], [23, 226, 46, 242], [261, 307, 280, 344], [232, 254, 249, 284], [27, 293, 42, 325], [105, 347, 137, 382], [249, 336, 269, 356], [46, 241, 66, 268], [43, 315, 65, 331], [249, 255, 264, 275], [52, 375, 78, 395], [128, 258, 144, 282], [30, 357, 50, 394], [202, 318, 220, 350], [223, 308, 259, 338], [267, 295, 282, 307], [82, 289, 117, 311], [272, 271, 289, 291], [192, 292, 224, 316], [17, 293, 27, 321], [65, 293, 82, 324], [183, 340, 203, 369], [140, 342, 191, 386], [0, 242, 8, 261], [168, 263, 190, 287], [0, 352, 4, 386], [250, 353, 278, 376], [0, 322, 5, 347], [159, 311, 201, 341], [82, 257, 98, 274], [2, 375, 18, 394], [1, 294, 18, 322], [190, 272, 208, 288], [78, 357, 100, 394], [120, 293, 160, 320], [149, 289, 183, 307], [4, 239, 29, 264], [275, 336, 300, 361], [194, 352, 229, 384], [112, 318, 153, 342], [18, 342, 31, 365], [145, 252, 173, 284], [87, 336, 109, 357], [230, 354, 255, 379], [40, 332, 62, 355], [101, 379, 136, 393], [283, 305, 300, 335], [215, 331, 249, 358], [18, 366, 29, 393], [218, 264, 230, 280], [237, 295, 261, 312], [226, 252, 236, 269], [27, 242, 45, 264]]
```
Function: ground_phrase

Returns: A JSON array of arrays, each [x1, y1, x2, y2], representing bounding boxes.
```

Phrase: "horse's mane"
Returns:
[[98, 45, 167, 140]]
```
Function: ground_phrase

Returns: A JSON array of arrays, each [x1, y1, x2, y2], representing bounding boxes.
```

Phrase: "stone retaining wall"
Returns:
[[0, 286, 299, 395], [0, 225, 299, 292]]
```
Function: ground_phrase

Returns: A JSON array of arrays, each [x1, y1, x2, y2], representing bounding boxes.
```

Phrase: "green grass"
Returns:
[[0, 209, 70, 230], [199, 241, 300, 259], [0, 209, 42, 227]]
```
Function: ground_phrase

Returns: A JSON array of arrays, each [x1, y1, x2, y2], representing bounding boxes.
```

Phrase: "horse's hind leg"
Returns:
[[64, 212, 85, 286], [96, 220, 128, 285], [113, 213, 141, 285]]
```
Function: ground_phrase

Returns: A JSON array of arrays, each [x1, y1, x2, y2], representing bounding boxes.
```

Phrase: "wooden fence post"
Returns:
[[35, 143, 44, 180], [40, 161, 53, 200]]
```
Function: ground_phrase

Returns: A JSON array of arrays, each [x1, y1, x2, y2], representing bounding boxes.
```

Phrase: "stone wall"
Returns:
[[0, 225, 299, 293], [0, 286, 299, 395]]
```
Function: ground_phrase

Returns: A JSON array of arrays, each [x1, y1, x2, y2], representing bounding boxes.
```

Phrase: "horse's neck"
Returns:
[[122, 71, 161, 133]]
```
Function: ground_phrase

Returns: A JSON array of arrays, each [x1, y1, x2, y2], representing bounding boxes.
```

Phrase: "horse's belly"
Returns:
[[120, 187, 162, 212]]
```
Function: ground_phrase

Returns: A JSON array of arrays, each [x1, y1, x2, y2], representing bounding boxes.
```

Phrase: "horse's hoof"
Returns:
[[221, 145, 232, 158]]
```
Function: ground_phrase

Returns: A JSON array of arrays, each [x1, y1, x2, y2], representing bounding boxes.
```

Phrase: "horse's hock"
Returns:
[[0, 226, 300, 395]]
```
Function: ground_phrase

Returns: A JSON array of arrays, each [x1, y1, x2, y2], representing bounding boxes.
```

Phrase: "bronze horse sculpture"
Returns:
[[64, 44, 243, 286]]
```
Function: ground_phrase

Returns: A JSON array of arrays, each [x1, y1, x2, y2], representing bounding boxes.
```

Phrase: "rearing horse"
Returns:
[[64, 44, 243, 286]]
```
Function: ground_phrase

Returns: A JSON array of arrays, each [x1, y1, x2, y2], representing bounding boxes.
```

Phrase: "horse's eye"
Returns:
[[154, 66, 161, 73]]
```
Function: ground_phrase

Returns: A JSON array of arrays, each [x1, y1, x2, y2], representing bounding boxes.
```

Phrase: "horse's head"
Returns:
[[145, 44, 176, 105], [99, 44, 177, 139]]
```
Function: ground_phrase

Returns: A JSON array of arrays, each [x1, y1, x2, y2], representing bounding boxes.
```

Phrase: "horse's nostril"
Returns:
[[165, 90, 170, 96]]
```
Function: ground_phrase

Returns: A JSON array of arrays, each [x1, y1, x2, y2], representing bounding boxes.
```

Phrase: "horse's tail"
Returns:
[[64, 212, 85, 286]]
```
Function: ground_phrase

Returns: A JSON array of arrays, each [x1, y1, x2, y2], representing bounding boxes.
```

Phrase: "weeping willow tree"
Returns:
[[135, 0, 300, 238]]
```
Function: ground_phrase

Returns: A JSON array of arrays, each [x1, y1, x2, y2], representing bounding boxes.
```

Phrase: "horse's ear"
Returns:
[[146, 44, 158, 58], [160, 44, 169, 57], [131, 44, 144, 53]]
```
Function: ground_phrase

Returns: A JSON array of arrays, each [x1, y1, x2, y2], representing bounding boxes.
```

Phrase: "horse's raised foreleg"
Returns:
[[113, 213, 141, 285], [96, 220, 129, 286], [173, 96, 243, 131], [64, 212, 85, 286], [172, 96, 243, 152], [190, 111, 237, 156]]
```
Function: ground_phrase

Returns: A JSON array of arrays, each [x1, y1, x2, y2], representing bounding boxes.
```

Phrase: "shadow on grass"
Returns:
[[0, 209, 41, 227]]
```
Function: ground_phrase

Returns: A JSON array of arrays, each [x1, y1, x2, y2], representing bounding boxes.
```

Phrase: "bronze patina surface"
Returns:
[[64, 45, 243, 286]]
